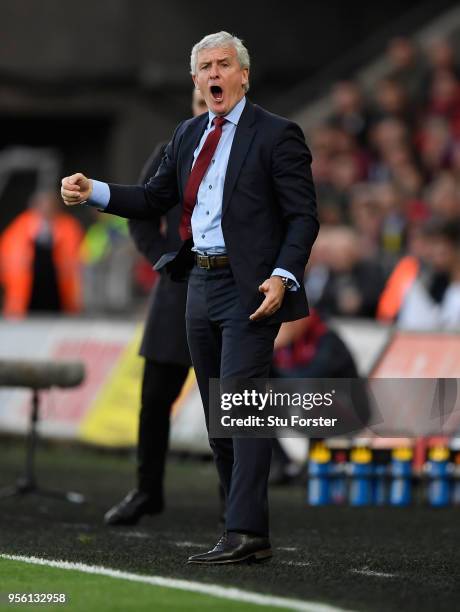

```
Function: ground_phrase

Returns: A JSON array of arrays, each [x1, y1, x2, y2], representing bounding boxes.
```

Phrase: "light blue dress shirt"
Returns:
[[190, 96, 243, 254], [88, 95, 298, 289]]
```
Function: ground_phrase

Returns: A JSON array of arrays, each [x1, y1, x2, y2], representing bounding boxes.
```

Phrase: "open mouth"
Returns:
[[210, 85, 224, 102]]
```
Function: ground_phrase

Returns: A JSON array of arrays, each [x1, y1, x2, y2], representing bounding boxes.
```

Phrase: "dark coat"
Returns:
[[107, 100, 319, 324], [128, 143, 190, 366]]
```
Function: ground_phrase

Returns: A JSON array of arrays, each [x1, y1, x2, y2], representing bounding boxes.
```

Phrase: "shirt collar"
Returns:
[[207, 95, 246, 128]]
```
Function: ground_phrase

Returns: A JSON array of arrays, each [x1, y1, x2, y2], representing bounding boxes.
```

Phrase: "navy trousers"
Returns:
[[186, 266, 280, 537]]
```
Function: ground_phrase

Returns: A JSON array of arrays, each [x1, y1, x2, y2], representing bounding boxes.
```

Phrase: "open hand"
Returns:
[[249, 276, 285, 321]]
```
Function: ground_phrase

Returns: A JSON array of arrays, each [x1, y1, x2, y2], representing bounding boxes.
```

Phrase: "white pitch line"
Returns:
[[173, 541, 208, 548], [0, 553, 353, 612], [351, 568, 397, 579]]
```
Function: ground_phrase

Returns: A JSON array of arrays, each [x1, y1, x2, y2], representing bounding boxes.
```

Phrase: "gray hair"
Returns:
[[190, 31, 250, 92]]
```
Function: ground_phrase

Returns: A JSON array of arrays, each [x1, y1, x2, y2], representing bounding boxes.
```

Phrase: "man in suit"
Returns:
[[62, 31, 318, 565], [104, 90, 207, 527]]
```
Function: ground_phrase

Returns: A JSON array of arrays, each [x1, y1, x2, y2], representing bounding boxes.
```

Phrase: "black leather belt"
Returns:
[[195, 254, 230, 269]]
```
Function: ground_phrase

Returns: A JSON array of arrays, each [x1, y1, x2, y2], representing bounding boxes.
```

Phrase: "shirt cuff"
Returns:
[[271, 268, 299, 292], [86, 179, 110, 209]]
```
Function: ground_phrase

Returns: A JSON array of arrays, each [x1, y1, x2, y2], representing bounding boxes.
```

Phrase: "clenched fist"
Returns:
[[61, 173, 92, 206]]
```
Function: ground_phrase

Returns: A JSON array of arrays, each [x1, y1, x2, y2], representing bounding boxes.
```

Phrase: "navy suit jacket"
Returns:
[[106, 100, 319, 323]]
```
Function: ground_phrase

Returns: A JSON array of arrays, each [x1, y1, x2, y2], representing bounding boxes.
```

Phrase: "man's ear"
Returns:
[[241, 69, 249, 88], [192, 75, 198, 89]]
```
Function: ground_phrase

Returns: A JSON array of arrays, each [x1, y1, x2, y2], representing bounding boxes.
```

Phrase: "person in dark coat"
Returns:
[[104, 90, 207, 526], [62, 31, 318, 564]]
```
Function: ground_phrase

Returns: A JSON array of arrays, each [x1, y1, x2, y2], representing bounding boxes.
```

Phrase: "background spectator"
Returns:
[[0, 191, 83, 317], [397, 219, 460, 329], [308, 226, 385, 318], [80, 211, 138, 314]]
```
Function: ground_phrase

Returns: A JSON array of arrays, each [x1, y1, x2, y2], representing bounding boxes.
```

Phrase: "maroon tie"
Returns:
[[179, 116, 226, 240]]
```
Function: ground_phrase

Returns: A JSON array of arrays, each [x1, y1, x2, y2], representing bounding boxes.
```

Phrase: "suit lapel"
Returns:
[[222, 100, 257, 217], [179, 113, 209, 198]]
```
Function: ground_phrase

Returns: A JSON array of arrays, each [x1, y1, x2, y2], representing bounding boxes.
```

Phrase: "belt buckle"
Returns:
[[199, 255, 211, 270]]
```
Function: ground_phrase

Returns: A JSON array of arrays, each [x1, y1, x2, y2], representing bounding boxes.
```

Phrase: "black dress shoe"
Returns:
[[104, 490, 163, 526], [187, 531, 272, 565]]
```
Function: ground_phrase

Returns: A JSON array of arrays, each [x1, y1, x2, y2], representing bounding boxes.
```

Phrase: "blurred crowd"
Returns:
[[1, 36, 460, 330], [307, 35, 460, 329]]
